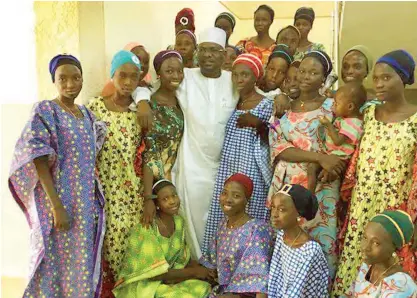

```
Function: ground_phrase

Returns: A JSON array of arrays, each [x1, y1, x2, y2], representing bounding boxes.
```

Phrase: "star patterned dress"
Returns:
[[87, 97, 144, 296], [333, 104, 417, 296]]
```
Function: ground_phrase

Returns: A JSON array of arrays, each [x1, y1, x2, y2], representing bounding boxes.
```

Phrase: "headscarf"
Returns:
[[233, 53, 264, 79], [110, 50, 141, 78], [123, 42, 143, 52], [276, 25, 301, 40], [294, 7, 315, 25], [268, 44, 294, 66], [153, 50, 183, 73], [303, 50, 333, 77], [49, 54, 82, 83], [176, 29, 197, 46], [376, 49, 415, 85], [175, 8, 195, 32], [278, 184, 318, 221], [215, 12, 236, 30], [152, 179, 175, 196], [370, 210, 414, 249], [344, 45, 374, 75], [224, 173, 254, 199]]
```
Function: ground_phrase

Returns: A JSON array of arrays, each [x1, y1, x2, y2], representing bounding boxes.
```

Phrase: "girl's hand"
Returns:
[[141, 199, 156, 228], [236, 113, 261, 128], [52, 204, 71, 231], [318, 154, 345, 176], [274, 94, 291, 117]]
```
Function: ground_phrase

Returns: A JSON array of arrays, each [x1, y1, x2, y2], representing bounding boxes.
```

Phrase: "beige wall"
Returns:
[[339, 1, 417, 90]]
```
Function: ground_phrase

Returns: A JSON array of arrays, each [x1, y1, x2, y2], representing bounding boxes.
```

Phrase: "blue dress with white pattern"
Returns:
[[268, 230, 330, 298], [202, 97, 273, 253]]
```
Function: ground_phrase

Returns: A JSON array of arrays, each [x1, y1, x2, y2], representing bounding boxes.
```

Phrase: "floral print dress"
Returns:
[[268, 98, 340, 279], [88, 97, 144, 295], [236, 38, 276, 66], [143, 98, 184, 181]]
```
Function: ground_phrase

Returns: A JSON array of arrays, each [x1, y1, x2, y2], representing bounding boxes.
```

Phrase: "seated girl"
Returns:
[[113, 179, 211, 298], [200, 173, 274, 298], [344, 210, 417, 297], [268, 184, 329, 298]]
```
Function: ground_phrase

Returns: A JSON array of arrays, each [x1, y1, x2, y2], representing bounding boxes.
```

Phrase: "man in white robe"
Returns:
[[135, 27, 238, 258]]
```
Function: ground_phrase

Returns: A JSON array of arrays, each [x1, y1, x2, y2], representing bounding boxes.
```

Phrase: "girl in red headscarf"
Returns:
[[200, 173, 274, 298], [202, 54, 274, 257]]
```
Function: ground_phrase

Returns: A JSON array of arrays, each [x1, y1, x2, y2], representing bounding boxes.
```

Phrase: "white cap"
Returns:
[[199, 27, 226, 49]]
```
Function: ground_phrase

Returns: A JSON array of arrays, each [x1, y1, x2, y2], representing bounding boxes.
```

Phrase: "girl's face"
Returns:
[[156, 185, 180, 216], [131, 46, 150, 80], [276, 29, 300, 56], [175, 33, 196, 61], [254, 9, 272, 34], [298, 57, 325, 93], [342, 51, 368, 83], [232, 63, 257, 94], [219, 181, 248, 217], [270, 193, 298, 229], [223, 47, 238, 71], [112, 64, 141, 97], [54, 64, 83, 100], [283, 65, 300, 99], [372, 63, 405, 102], [294, 18, 312, 39], [361, 222, 396, 265], [158, 57, 184, 91], [265, 57, 289, 91]]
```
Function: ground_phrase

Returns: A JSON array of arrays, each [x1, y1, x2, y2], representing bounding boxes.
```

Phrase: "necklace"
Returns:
[[227, 213, 247, 229], [284, 229, 302, 248], [156, 216, 174, 235], [370, 261, 399, 286], [299, 94, 321, 110], [58, 98, 81, 119]]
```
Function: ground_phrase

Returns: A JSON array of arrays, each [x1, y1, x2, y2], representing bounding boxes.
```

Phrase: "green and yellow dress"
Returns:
[[88, 97, 144, 279], [113, 215, 211, 297]]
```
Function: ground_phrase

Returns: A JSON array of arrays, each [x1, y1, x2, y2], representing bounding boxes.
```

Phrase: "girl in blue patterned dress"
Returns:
[[9, 55, 106, 297], [200, 173, 275, 298], [268, 184, 329, 298], [202, 53, 274, 253]]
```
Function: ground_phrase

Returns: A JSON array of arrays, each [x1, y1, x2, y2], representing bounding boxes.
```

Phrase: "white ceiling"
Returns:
[[220, 1, 336, 20]]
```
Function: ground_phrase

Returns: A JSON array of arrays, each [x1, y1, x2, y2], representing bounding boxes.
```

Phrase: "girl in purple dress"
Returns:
[[200, 173, 274, 298], [9, 54, 106, 297]]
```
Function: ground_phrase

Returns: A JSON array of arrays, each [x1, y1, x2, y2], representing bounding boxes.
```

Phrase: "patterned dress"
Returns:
[[8, 100, 106, 297], [200, 218, 274, 297], [344, 263, 417, 298], [236, 38, 276, 65], [202, 98, 273, 253], [294, 43, 326, 61], [143, 98, 184, 181], [87, 97, 144, 295], [113, 215, 210, 298], [268, 231, 329, 298], [333, 105, 417, 296], [268, 98, 340, 279]]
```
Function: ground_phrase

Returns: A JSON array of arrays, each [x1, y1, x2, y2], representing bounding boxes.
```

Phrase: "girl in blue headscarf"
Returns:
[[87, 50, 145, 297]]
